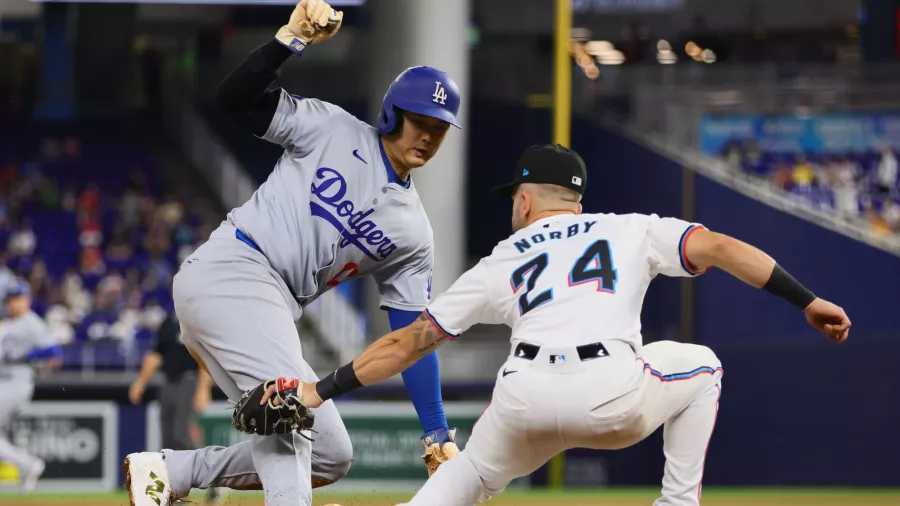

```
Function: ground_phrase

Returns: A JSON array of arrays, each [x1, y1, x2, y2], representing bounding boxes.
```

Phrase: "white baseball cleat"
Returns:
[[124, 452, 174, 506], [18, 459, 45, 494]]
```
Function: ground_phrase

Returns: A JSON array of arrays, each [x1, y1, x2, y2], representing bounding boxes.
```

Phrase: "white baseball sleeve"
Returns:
[[423, 259, 498, 339], [647, 214, 710, 278]]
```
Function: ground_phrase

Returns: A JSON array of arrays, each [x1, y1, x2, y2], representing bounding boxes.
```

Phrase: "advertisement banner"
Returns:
[[149, 401, 488, 485], [0, 401, 119, 492], [698, 113, 900, 156], [335, 402, 486, 482]]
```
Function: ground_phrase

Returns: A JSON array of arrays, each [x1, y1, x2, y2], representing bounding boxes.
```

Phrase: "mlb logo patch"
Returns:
[[290, 38, 307, 52], [550, 354, 566, 364], [572, 176, 582, 186]]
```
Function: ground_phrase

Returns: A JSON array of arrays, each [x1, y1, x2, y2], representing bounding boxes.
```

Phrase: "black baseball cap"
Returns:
[[491, 144, 587, 195]]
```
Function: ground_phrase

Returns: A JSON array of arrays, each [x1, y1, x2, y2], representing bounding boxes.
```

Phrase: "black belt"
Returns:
[[514, 342, 611, 363]]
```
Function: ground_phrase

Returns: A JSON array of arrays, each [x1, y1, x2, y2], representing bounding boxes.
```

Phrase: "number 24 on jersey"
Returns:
[[510, 240, 618, 315]]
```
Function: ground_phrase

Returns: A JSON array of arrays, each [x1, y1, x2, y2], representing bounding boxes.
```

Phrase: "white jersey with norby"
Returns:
[[425, 213, 707, 350], [227, 91, 434, 311]]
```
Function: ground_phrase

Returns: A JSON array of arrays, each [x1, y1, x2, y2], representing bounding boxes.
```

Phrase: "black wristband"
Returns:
[[315, 362, 363, 402], [763, 263, 816, 310]]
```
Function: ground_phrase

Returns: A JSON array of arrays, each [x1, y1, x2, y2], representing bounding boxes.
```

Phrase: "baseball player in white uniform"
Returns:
[[284, 144, 851, 506], [124, 1, 463, 505]]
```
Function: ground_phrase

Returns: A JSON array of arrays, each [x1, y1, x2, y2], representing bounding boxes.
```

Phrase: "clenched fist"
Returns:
[[275, 0, 344, 54], [803, 298, 851, 344]]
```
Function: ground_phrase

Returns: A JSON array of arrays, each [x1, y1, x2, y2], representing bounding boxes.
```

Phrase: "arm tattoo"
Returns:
[[411, 314, 447, 356]]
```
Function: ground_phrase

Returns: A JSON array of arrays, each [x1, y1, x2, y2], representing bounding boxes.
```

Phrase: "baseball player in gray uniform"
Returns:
[[125, 1, 462, 505], [0, 280, 61, 494], [288, 144, 851, 506], [0, 258, 20, 318]]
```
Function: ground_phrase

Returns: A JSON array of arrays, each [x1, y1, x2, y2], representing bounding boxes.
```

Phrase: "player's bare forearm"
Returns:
[[302, 315, 449, 408], [352, 315, 448, 387], [196, 368, 213, 391], [194, 368, 214, 413], [135, 351, 162, 385], [684, 228, 849, 341], [685, 229, 776, 288]]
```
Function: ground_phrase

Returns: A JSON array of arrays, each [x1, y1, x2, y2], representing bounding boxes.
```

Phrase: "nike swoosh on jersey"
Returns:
[[502, 369, 517, 377], [352, 149, 367, 164]]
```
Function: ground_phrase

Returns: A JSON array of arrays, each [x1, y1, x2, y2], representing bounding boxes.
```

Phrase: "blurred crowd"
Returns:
[[721, 141, 900, 237], [0, 136, 216, 353]]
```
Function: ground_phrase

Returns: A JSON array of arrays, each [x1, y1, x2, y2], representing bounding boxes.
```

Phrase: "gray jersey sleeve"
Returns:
[[374, 241, 435, 312], [1, 313, 56, 362], [261, 91, 355, 154]]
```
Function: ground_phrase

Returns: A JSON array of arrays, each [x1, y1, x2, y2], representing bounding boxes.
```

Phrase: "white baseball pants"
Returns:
[[399, 340, 723, 506]]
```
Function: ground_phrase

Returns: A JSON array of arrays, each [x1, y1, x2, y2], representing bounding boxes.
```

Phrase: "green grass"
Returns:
[[3, 488, 900, 505]]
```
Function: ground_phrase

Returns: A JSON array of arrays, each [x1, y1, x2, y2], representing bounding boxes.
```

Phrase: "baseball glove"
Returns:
[[421, 427, 460, 476], [232, 377, 316, 436]]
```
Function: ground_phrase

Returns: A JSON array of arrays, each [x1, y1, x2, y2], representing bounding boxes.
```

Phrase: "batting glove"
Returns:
[[275, 0, 344, 55], [421, 427, 460, 476]]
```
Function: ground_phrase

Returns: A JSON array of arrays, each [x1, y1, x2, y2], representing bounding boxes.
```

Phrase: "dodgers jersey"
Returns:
[[425, 213, 708, 350], [0, 310, 56, 382], [227, 91, 434, 311]]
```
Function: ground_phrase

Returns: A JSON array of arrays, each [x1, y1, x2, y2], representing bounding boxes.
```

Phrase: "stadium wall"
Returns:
[[562, 120, 900, 487], [570, 119, 900, 342]]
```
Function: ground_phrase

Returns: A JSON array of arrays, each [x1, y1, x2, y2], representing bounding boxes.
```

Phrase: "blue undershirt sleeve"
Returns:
[[387, 308, 448, 433]]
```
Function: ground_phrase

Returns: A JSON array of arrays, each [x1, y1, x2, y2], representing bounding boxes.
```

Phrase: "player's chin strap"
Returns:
[[421, 427, 460, 476]]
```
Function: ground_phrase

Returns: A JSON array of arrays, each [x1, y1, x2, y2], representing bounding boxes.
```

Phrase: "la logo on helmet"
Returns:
[[432, 81, 448, 105]]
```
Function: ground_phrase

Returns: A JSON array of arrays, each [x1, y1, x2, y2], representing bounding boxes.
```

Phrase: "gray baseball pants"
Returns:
[[164, 224, 352, 506]]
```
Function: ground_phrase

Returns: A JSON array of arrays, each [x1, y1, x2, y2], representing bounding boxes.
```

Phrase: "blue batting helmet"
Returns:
[[5, 279, 30, 300], [377, 66, 461, 136]]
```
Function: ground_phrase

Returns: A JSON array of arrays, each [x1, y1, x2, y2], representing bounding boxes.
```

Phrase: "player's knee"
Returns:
[[315, 432, 354, 486], [480, 474, 511, 502], [691, 344, 722, 370], [466, 455, 505, 500], [331, 435, 354, 479]]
